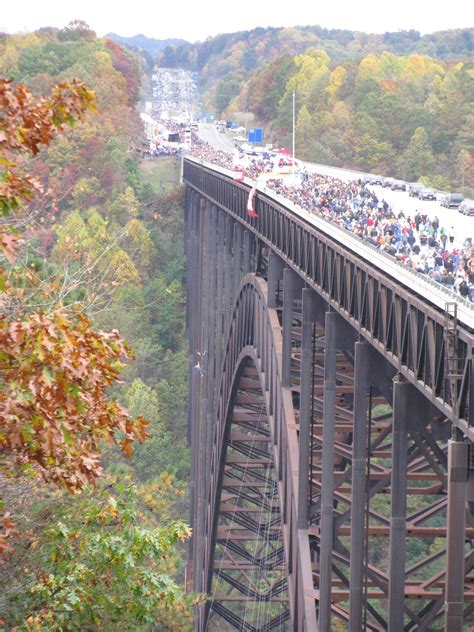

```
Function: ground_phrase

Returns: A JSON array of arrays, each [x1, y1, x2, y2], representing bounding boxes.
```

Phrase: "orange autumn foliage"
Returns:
[[0, 311, 149, 489], [0, 78, 148, 558], [0, 78, 96, 215]]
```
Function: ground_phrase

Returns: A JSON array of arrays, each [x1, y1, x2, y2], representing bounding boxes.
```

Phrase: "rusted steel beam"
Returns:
[[445, 439, 469, 631], [319, 310, 337, 631]]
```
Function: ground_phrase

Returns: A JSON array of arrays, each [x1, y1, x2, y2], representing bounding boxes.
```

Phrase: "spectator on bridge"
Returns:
[[183, 138, 474, 302]]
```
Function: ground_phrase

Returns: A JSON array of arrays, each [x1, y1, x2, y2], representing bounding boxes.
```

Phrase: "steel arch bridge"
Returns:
[[183, 157, 474, 631]]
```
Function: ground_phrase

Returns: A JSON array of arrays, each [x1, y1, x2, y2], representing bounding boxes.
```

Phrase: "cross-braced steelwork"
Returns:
[[184, 158, 474, 631]]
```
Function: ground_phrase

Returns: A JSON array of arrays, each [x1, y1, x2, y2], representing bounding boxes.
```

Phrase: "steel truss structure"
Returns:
[[184, 159, 474, 631]]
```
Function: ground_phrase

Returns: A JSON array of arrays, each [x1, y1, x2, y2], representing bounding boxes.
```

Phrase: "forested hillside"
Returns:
[[154, 24, 473, 194], [105, 32, 189, 70], [157, 25, 473, 110], [227, 48, 473, 194], [0, 22, 193, 629]]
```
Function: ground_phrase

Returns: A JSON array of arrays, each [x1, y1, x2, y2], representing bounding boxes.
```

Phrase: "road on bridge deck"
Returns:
[[197, 123, 236, 153], [304, 162, 473, 248], [197, 123, 472, 249]]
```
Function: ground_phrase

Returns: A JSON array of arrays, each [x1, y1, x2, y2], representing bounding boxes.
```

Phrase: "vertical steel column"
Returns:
[[267, 251, 284, 309], [186, 191, 198, 447], [193, 195, 206, 594], [223, 216, 234, 330], [206, 206, 217, 419], [349, 341, 370, 632], [298, 289, 317, 529], [243, 229, 252, 274], [187, 190, 198, 565], [233, 222, 243, 297], [214, 211, 226, 414], [445, 438, 468, 632], [184, 199, 191, 340], [205, 207, 218, 509], [282, 268, 298, 388], [196, 200, 212, 594], [318, 310, 337, 631], [388, 378, 409, 631]]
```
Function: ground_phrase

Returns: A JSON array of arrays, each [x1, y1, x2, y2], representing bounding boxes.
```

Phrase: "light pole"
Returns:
[[292, 90, 296, 162]]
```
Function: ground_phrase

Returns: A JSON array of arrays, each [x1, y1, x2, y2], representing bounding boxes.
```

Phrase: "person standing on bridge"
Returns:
[[440, 228, 448, 250], [449, 226, 455, 245]]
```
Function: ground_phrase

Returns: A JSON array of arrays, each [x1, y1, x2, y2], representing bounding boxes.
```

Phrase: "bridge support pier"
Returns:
[[243, 229, 253, 274], [318, 309, 337, 631], [223, 216, 234, 330], [349, 341, 370, 632], [186, 191, 200, 576], [388, 378, 409, 631], [214, 210, 226, 416], [445, 438, 468, 632], [197, 200, 213, 594], [192, 195, 207, 598], [298, 289, 319, 530], [267, 251, 284, 309], [232, 222, 243, 299]]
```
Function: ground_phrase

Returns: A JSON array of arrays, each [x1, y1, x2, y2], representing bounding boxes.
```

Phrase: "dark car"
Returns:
[[441, 193, 464, 208], [391, 180, 406, 191], [419, 188, 437, 201], [408, 183, 424, 197], [459, 202, 474, 216]]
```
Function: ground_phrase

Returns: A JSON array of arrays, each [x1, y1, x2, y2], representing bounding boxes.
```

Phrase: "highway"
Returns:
[[151, 67, 199, 123], [197, 123, 236, 153]]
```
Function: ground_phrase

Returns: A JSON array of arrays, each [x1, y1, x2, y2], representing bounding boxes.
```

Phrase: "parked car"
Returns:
[[408, 183, 424, 197], [441, 193, 464, 208], [370, 176, 383, 185], [391, 180, 406, 191], [382, 177, 395, 188], [358, 175, 372, 185], [459, 202, 474, 216], [419, 188, 437, 200]]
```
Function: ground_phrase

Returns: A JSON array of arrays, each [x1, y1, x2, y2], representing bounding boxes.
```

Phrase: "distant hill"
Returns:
[[156, 24, 473, 121], [105, 33, 190, 55], [158, 24, 473, 85]]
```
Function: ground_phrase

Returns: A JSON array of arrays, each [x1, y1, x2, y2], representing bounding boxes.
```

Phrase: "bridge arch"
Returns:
[[203, 275, 316, 631]]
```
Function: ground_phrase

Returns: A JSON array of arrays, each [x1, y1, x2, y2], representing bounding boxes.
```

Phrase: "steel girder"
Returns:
[[183, 159, 474, 438], [184, 169, 474, 631]]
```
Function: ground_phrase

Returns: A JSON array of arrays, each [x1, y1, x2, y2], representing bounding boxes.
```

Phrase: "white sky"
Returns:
[[2, 0, 472, 42]]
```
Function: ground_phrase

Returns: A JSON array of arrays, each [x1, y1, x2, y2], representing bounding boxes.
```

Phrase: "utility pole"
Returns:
[[292, 90, 296, 161]]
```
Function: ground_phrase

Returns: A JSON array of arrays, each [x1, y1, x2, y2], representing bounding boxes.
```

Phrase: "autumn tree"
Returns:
[[0, 78, 149, 556], [6, 479, 194, 631], [58, 19, 96, 42], [401, 126, 436, 181]]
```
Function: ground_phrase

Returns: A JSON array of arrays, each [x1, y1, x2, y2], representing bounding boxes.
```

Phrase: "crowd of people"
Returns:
[[185, 136, 474, 302], [267, 173, 474, 301], [142, 145, 182, 158]]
